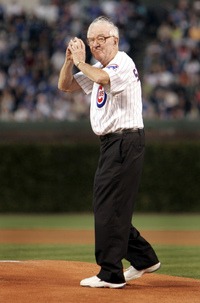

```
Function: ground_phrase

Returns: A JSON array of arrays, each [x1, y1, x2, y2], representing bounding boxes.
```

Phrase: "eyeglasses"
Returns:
[[86, 35, 114, 46]]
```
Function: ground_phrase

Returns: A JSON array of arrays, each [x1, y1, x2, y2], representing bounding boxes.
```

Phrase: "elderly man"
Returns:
[[58, 16, 160, 289]]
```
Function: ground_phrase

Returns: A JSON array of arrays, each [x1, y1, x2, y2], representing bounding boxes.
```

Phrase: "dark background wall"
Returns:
[[0, 120, 199, 213]]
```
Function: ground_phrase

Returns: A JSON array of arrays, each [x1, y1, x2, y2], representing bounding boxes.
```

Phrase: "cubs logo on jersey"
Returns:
[[97, 85, 107, 108]]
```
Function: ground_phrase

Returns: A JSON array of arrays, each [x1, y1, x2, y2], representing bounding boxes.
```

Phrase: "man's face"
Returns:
[[87, 23, 118, 66]]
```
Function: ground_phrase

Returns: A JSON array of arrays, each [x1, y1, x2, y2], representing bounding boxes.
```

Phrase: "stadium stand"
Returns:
[[0, 0, 199, 122]]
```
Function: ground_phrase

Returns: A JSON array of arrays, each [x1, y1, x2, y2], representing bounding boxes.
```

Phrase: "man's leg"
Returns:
[[125, 225, 160, 270], [94, 131, 145, 283]]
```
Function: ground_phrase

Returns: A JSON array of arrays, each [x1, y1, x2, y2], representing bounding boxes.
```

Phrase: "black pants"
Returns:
[[93, 129, 159, 284]]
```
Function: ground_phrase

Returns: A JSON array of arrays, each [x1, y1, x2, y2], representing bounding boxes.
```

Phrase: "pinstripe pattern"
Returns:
[[74, 51, 144, 136]]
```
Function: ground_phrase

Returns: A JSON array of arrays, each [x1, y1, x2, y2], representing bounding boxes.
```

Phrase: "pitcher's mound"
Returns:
[[0, 260, 199, 303]]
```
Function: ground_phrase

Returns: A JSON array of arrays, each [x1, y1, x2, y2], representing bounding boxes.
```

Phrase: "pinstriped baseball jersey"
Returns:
[[74, 51, 144, 136]]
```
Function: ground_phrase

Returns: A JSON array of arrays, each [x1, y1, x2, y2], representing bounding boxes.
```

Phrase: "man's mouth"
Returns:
[[93, 48, 102, 54]]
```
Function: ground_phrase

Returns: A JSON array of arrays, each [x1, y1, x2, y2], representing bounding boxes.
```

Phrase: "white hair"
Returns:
[[88, 16, 119, 38]]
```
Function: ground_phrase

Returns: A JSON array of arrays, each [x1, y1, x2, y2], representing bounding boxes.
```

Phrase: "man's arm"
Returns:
[[75, 61, 110, 86], [58, 45, 82, 93], [58, 59, 81, 93]]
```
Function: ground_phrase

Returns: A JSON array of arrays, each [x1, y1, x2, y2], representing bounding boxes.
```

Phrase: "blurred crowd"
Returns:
[[143, 0, 200, 119], [0, 0, 199, 122]]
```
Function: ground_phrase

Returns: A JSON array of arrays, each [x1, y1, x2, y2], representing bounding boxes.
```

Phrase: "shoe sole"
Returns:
[[80, 282, 126, 289]]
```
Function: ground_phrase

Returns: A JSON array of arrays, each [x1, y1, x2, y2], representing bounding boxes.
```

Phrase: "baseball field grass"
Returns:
[[0, 213, 200, 279], [1, 213, 200, 229]]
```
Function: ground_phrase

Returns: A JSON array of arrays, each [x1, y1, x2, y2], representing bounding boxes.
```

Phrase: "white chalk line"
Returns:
[[0, 260, 22, 263]]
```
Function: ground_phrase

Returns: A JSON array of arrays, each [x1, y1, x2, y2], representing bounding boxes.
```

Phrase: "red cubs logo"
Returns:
[[96, 85, 107, 108]]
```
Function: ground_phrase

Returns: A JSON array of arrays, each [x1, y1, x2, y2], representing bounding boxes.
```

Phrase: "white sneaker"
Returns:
[[124, 262, 161, 282], [80, 275, 126, 289]]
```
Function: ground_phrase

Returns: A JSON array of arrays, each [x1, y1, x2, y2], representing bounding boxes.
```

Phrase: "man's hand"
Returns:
[[66, 46, 73, 62], [68, 37, 86, 67]]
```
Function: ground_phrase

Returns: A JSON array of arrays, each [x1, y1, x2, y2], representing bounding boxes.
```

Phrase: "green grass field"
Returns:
[[0, 213, 199, 279], [1, 213, 200, 230]]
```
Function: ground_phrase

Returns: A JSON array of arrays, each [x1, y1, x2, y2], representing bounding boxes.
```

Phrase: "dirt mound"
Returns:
[[0, 261, 199, 303]]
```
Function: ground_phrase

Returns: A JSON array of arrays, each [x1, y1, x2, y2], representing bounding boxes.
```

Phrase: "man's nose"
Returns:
[[93, 39, 100, 47]]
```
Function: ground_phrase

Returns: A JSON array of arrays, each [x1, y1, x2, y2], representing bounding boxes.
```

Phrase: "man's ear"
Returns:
[[114, 37, 118, 45]]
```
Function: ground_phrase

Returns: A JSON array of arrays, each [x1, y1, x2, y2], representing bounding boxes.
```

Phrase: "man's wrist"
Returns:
[[76, 61, 85, 68]]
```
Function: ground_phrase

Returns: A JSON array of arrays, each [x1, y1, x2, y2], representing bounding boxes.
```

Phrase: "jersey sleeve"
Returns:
[[103, 52, 138, 94], [74, 62, 102, 95], [74, 72, 93, 95]]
